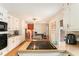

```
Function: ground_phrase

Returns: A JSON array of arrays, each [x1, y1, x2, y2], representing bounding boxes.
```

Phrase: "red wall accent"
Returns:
[[28, 24, 34, 30]]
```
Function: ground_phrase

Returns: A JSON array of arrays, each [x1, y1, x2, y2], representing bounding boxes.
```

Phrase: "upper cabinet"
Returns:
[[8, 15, 20, 30], [0, 6, 8, 22], [0, 6, 20, 31], [64, 4, 79, 31], [63, 4, 71, 31], [69, 4, 79, 31]]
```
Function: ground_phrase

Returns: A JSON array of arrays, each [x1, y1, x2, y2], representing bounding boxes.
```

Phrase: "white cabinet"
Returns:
[[0, 6, 8, 22], [0, 47, 8, 56], [8, 37, 16, 51], [8, 15, 13, 30], [13, 17, 20, 30], [64, 4, 79, 31], [69, 4, 79, 31], [8, 15, 20, 30], [63, 4, 71, 31], [8, 36, 21, 52]]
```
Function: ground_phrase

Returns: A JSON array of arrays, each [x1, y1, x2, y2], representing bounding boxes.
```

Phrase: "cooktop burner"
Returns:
[[27, 41, 57, 50]]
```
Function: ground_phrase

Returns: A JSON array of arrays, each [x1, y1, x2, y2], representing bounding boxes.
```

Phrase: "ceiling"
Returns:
[[0, 3, 63, 23]]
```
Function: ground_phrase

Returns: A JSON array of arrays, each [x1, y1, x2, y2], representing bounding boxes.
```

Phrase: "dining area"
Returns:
[[25, 23, 49, 41]]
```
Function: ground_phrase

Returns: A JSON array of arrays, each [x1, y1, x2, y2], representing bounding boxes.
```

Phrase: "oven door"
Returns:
[[0, 34, 7, 50], [0, 21, 7, 31]]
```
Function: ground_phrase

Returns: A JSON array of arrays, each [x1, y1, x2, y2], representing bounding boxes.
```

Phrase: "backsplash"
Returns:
[[8, 30, 20, 38]]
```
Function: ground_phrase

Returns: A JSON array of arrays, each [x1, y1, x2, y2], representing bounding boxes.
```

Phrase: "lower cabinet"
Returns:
[[7, 36, 22, 53], [0, 47, 8, 55], [0, 36, 25, 56]]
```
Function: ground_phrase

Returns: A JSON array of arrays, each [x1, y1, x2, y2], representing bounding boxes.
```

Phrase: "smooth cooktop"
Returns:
[[27, 41, 57, 50]]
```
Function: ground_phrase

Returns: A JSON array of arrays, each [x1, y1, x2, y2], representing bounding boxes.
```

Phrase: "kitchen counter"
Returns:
[[66, 43, 79, 56], [18, 41, 31, 51], [57, 42, 79, 56], [18, 41, 72, 56], [18, 41, 79, 56], [18, 41, 67, 56], [18, 41, 61, 52]]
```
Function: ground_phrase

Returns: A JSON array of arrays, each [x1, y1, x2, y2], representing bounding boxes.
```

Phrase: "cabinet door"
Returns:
[[63, 4, 71, 31], [8, 15, 13, 30], [0, 7, 8, 22], [8, 15, 19, 30], [69, 4, 79, 31], [8, 37, 15, 51], [9, 17, 20, 30], [15, 18, 20, 30], [8, 36, 22, 52], [13, 36, 21, 47]]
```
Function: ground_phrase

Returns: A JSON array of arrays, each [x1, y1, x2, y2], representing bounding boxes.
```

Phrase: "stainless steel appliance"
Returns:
[[65, 34, 77, 44], [0, 21, 7, 31], [0, 34, 7, 50], [0, 21, 7, 50]]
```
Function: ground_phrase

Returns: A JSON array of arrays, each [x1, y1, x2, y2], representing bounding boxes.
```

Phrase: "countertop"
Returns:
[[18, 41, 31, 51], [18, 41, 79, 56], [57, 42, 79, 56]]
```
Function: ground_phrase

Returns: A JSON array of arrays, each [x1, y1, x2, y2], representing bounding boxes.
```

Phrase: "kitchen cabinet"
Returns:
[[8, 36, 21, 52], [64, 4, 79, 31], [0, 6, 8, 56], [8, 15, 20, 30], [7, 15, 13, 30], [63, 4, 71, 31], [13, 17, 20, 30], [0, 47, 8, 56], [0, 6, 8, 22], [69, 4, 79, 31]]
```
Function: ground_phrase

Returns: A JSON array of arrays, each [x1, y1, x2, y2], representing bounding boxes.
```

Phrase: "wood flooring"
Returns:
[[5, 41, 27, 56]]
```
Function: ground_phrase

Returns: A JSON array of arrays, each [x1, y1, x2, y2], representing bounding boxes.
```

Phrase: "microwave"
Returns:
[[0, 21, 7, 31]]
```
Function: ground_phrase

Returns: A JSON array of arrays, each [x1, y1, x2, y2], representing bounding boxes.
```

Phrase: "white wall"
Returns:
[[34, 23, 49, 35]]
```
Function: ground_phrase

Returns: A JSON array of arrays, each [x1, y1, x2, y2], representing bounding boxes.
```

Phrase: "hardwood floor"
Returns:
[[5, 41, 29, 56]]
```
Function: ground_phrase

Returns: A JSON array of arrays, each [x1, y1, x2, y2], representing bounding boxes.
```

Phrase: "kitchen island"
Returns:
[[5, 40, 79, 56], [18, 41, 79, 56], [18, 41, 71, 56]]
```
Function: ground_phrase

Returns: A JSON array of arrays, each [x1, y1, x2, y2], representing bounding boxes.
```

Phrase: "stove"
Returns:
[[27, 41, 57, 50]]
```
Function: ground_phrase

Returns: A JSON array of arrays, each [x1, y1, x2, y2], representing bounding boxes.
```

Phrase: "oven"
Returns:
[[0, 21, 7, 31], [0, 34, 7, 50]]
